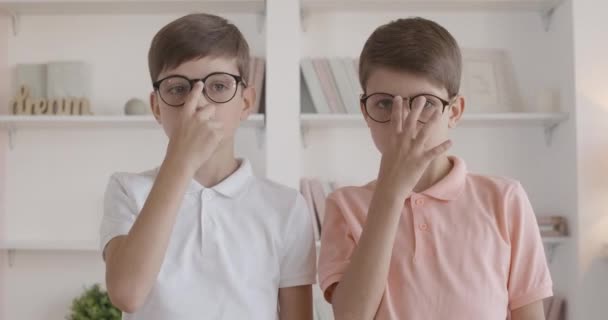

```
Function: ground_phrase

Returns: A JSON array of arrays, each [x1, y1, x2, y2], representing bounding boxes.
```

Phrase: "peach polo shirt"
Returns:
[[318, 156, 553, 319]]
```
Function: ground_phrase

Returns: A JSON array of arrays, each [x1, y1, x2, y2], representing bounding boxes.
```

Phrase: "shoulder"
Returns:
[[325, 181, 376, 223], [465, 172, 522, 197], [328, 181, 376, 204], [465, 173, 532, 219], [248, 176, 303, 212], [105, 168, 158, 200]]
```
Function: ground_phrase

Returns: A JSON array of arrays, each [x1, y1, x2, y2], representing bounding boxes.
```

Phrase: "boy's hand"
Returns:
[[165, 81, 224, 174], [376, 96, 452, 200]]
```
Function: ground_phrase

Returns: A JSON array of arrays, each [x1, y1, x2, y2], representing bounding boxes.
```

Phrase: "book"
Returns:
[[343, 57, 363, 108], [313, 58, 346, 113], [329, 58, 359, 114], [252, 57, 265, 114], [301, 59, 331, 113], [538, 216, 568, 237]]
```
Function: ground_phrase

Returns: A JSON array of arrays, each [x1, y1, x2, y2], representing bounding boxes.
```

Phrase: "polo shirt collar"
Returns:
[[188, 159, 253, 198], [421, 156, 467, 201]]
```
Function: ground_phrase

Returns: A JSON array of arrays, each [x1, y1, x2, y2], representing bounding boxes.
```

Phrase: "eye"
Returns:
[[211, 83, 228, 92], [375, 99, 393, 109], [167, 85, 188, 96]]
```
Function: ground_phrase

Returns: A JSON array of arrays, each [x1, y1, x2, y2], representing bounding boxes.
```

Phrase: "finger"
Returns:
[[415, 107, 442, 143], [182, 81, 204, 117], [195, 104, 217, 121], [404, 96, 425, 136], [391, 96, 403, 133], [205, 120, 224, 130], [424, 139, 452, 161]]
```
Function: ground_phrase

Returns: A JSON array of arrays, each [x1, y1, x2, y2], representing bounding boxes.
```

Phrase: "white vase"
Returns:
[[124, 98, 148, 115]]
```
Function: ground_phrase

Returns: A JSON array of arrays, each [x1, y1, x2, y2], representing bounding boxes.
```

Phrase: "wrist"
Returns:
[[162, 152, 197, 178], [375, 178, 413, 202]]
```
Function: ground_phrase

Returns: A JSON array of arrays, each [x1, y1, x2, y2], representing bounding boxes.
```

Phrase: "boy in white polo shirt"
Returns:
[[100, 13, 316, 320]]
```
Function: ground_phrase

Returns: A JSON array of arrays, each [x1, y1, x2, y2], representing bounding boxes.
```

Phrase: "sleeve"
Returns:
[[279, 193, 317, 288], [99, 173, 138, 258], [506, 182, 554, 310], [317, 193, 356, 303]]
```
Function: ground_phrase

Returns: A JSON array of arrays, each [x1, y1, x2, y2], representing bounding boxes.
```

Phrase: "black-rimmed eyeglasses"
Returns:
[[153, 72, 246, 107], [360, 92, 452, 123]]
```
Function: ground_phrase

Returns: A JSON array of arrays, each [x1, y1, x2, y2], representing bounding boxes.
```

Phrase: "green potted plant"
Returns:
[[67, 284, 121, 320]]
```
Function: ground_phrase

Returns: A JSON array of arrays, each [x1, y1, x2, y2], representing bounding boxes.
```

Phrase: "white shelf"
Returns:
[[0, 114, 265, 130], [301, 112, 569, 128], [0, 0, 265, 15], [542, 236, 568, 245], [300, 112, 568, 146], [0, 240, 98, 251], [302, 0, 562, 13]]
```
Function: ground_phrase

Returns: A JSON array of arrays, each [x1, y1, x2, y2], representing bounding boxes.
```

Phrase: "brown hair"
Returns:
[[148, 13, 250, 83], [359, 17, 462, 98]]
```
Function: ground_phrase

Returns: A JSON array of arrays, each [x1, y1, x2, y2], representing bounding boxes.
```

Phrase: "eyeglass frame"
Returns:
[[152, 72, 247, 107], [360, 92, 455, 123]]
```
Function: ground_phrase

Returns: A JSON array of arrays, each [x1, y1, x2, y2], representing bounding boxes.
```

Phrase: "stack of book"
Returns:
[[301, 58, 361, 114], [247, 56, 265, 114], [538, 216, 568, 237], [300, 178, 340, 240]]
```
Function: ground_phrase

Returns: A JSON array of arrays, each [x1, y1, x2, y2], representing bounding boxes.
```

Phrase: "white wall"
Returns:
[[572, 0, 608, 319], [1, 13, 265, 320]]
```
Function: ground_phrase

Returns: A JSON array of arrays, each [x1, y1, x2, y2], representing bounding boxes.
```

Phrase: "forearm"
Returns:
[[106, 155, 193, 309], [331, 186, 406, 320], [279, 285, 313, 320], [511, 301, 546, 320]]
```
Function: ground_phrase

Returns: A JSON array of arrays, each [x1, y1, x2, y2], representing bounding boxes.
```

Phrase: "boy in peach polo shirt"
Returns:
[[317, 17, 552, 320]]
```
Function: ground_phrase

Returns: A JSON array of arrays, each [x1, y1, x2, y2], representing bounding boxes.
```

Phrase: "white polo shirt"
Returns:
[[100, 159, 317, 320]]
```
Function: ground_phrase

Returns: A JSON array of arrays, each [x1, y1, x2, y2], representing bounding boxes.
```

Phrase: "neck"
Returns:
[[413, 155, 453, 193], [193, 141, 239, 188]]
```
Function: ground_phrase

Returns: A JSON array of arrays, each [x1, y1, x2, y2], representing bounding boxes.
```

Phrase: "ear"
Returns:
[[448, 95, 465, 129], [240, 85, 255, 121], [150, 91, 162, 124]]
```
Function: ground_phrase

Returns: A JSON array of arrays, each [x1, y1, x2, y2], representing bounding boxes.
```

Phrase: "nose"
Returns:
[[194, 82, 212, 107]]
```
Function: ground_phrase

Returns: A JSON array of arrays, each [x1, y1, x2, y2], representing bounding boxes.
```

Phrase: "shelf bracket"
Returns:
[[255, 127, 265, 149], [301, 125, 309, 148], [256, 7, 266, 34], [544, 122, 559, 146], [7, 126, 16, 150], [300, 8, 310, 32], [540, 0, 564, 32], [545, 243, 558, 263], [7, 249, 15, 267], [7, 10, 19, 36], [540, 7, 555, 32]]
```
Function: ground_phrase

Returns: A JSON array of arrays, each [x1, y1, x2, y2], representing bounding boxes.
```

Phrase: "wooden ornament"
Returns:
[[48, 97, 62, 115], [33, 99, 48, 115], [10, 85, 29, 115], [10, 84, 93, 116], [56, 97, 73, 115], [76, 98, 92, 115]]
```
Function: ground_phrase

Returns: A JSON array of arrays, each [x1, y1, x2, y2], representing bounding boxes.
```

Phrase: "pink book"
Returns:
[[300, 179, 320, 240], [252, 58, 265, 114], [310, 179, 328, 227], [247, 56, 256, 89], [313, 58, 344, 113]]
